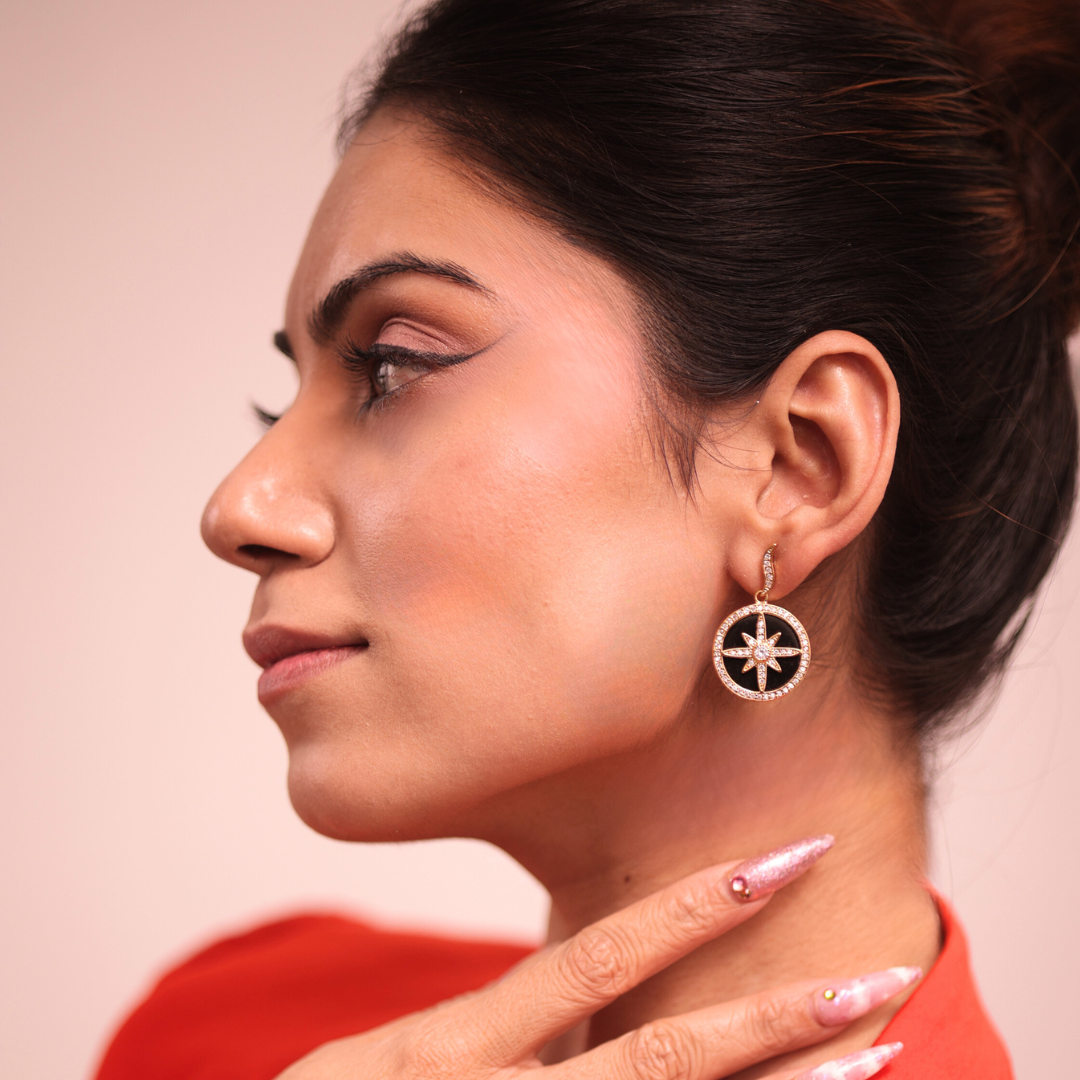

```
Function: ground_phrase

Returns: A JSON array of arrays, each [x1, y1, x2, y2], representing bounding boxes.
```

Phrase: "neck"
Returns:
[[479, 672, 941, 1071]]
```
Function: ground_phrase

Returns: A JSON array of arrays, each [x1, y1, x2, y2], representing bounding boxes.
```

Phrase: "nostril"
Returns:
[[237, 543, 295, 561]]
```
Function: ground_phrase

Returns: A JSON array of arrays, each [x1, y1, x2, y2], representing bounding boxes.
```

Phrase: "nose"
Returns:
[[201, 422, 335, 574]]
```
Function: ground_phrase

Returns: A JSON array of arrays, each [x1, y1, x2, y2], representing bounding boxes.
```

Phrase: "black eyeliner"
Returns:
[[337, 339, 476, 412], [339, 340, 474, 372]]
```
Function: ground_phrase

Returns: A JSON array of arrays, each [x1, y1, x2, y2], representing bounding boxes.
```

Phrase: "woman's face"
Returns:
[[202, 109, 737, 843]]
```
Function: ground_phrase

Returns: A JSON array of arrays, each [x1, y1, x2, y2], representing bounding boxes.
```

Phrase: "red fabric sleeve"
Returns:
[[93, 913, 534, 1080]]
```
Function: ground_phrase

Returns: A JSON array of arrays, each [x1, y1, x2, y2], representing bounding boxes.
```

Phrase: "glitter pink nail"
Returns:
[[727, 834, 834, 901], [814, 967, 922, 1026], [793, 1042, 904, 1080]]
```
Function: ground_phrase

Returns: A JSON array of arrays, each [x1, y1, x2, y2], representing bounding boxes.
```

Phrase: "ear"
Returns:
[[717, 331, 900, 599]]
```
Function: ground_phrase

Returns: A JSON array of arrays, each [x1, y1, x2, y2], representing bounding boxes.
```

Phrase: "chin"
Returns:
[[283, 744, 468, 843], [287, 760, 401, 842]]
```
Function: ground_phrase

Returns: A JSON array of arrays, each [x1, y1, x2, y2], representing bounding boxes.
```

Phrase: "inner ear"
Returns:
[[789, 413, 840, 506], [758, 412, 840, 517]]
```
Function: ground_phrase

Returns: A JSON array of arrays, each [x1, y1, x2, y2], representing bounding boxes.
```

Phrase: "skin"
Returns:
[[202, 108, 940, 1077]]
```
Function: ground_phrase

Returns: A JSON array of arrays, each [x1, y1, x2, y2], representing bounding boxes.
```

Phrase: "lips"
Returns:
[[244, 625, 368, 703]]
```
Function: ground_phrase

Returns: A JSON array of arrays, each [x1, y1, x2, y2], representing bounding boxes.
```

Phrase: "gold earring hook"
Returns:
[[754, 544, 777, 604]]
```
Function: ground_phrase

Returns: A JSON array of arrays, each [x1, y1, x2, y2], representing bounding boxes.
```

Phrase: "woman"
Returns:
[[95, 0, 1079, 1077]]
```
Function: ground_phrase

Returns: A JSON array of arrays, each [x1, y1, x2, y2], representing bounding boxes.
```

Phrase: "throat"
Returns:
[[527, 689, 940, 1068], [575, 855, 938, 1068]]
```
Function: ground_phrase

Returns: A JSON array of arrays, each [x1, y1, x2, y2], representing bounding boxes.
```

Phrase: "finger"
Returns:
[[768, 1041, 905, 1080], [548, 969, 918, 1080], [459, 835, 835, 1062]]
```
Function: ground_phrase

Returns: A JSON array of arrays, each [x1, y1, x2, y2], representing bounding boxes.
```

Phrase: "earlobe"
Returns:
[[743, 331, 900, 597]]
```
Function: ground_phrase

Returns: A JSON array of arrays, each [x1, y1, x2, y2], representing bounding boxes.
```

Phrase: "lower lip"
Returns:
[[257, 645, 366, 703]]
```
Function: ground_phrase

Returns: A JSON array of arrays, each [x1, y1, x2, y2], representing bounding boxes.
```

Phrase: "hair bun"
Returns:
[[901, 0, 1080, 330]]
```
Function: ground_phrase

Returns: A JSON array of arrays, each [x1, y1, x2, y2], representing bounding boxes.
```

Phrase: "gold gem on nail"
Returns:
[[730, 875, 752, 899], [823, 989, 836, 1000]]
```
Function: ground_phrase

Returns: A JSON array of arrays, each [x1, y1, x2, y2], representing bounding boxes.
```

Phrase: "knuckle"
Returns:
[[624, 1021, 698, 1080], [663, 878, 722, 938], [399, 1018, 473, 1079], [739, 994, 800, 1057], [558, 926, 639, 1001]]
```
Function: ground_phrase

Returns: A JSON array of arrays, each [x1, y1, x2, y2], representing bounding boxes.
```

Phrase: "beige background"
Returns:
[[1, 2, 1077, 1077]]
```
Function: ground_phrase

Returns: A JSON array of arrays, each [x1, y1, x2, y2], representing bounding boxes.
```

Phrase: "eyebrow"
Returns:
[[300, 251, 487, 350]]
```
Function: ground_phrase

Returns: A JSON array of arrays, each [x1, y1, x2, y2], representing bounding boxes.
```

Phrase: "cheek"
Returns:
[[338, 342, 722, 790]]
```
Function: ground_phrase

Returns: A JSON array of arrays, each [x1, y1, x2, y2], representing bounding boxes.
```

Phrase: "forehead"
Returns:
[[287, 107, 636, 333]]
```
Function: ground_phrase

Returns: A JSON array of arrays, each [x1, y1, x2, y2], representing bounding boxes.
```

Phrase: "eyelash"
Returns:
[[253, 340, 475, 430], [253, 404, 281, 429], [338, 340, 474, 414]]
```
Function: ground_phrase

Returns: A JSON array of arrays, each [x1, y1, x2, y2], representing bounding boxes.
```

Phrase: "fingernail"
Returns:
[[793, 1042, 904, 1080], [814, 967, 922, 1026], [728, 834, 834, 901]]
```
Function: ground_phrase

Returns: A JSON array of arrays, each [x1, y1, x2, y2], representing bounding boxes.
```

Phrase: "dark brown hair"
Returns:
[[342, 0, 1080, 735]]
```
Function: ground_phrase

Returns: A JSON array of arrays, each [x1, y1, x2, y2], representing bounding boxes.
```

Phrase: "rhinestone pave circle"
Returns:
[[712, 601, 811, 702]]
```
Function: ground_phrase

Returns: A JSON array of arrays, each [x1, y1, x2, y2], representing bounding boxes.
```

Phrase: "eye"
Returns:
[[338, 339, 475, 411], [372, 353, 430, 397]]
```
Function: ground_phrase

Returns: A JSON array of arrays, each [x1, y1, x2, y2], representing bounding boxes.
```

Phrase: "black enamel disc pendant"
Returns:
[[712, 547, 811, 702]]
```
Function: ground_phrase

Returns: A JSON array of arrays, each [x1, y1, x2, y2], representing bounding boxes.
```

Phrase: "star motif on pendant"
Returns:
[[722, 613, 803, 692]]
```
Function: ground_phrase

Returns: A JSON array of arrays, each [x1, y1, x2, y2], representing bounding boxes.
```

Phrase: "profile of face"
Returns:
[[202, 109, 896, 848]]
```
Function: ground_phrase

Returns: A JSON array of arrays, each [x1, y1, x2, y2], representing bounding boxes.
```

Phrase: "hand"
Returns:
[[275, 839, 912, 1080]]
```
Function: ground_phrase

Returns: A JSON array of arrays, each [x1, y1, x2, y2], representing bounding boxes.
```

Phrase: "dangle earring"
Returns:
[[712, 545, 811, 701]]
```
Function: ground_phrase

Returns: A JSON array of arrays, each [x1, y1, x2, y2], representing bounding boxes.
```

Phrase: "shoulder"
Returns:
[[880, 894, 1013, 1079], [93, 912, 534, 1080]]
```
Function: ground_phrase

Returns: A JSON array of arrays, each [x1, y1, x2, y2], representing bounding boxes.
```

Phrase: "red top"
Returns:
[[94, 896, 1011, 1080]]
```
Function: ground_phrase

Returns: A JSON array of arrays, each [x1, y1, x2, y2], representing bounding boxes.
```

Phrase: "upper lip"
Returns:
[[243, 625, 368, 669]]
